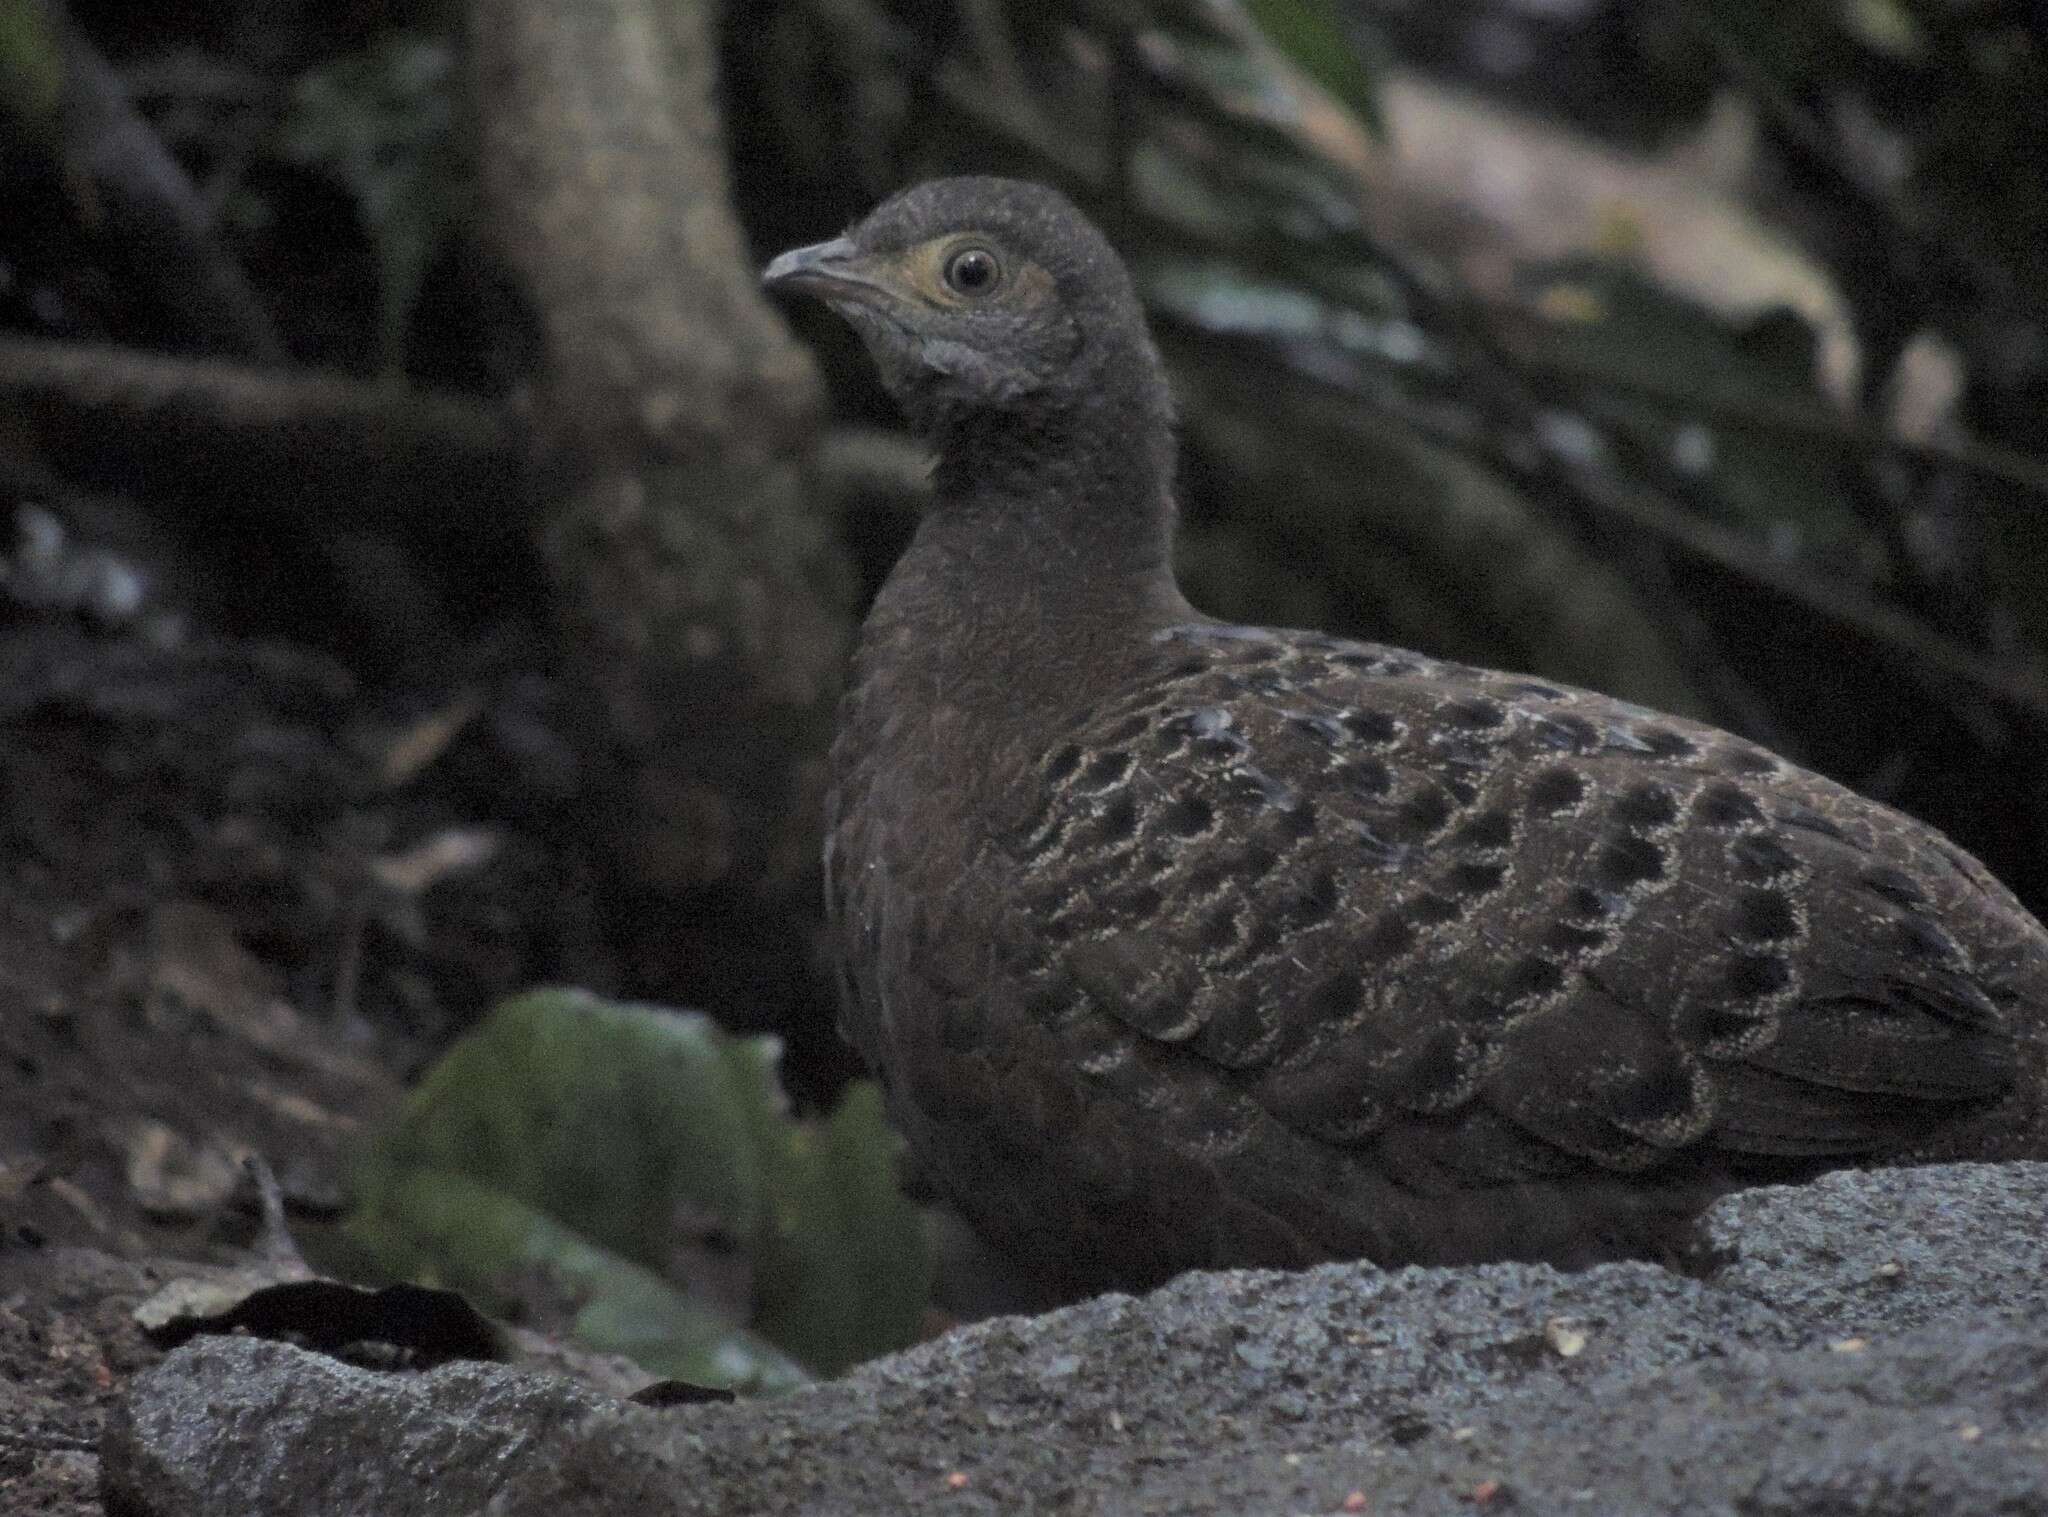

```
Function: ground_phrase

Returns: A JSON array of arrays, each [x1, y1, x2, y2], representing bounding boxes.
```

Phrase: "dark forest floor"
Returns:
[[0, 604, 597, 1514]]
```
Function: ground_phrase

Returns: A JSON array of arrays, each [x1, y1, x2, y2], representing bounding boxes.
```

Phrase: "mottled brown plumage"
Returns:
[[766, 177, 2048, 1293]]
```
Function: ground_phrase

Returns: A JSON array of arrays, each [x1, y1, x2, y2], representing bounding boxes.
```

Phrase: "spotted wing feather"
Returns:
[[997, 623, 2032, 1187]]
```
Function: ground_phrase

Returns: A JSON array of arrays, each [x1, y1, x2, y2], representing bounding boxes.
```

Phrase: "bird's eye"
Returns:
[[943, 246, 1002, 298]]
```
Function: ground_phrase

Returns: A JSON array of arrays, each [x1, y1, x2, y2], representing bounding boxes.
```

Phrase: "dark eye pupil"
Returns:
[[948, 249, 996, 293]]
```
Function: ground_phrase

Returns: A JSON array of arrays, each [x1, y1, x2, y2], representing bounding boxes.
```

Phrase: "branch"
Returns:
[[1496, 322, 2048, 504], [1552, 454, 2048, 718], [48, 3, 282, 361], [471, 0, 852, 901], [0, 334, 517, 532]]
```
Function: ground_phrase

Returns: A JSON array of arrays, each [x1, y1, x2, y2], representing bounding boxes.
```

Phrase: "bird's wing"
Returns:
[[992, 622, 2021, 1182]]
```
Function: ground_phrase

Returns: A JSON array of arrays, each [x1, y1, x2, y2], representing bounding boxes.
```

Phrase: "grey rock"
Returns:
[[103, 1163, 2048, 1517], [1705, 1157, 2048, 1332]]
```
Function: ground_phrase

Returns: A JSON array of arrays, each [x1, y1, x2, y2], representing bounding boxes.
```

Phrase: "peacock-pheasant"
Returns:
[[765, 177, 2048, 1293]]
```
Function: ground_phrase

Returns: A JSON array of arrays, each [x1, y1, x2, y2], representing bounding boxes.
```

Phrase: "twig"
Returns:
[[1232, 330, 2048, 721], [50, 4, 282, 361], [0, 334, 518, 532], [1553, 456, 2048, 718], [244, 1154, 310, 1273], [1496, 323, 2048, 503], [0, 1429, 97, 1453]]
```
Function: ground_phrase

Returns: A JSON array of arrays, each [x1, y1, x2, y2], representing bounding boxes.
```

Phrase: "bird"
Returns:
[[764, 176, 2048, 1295]]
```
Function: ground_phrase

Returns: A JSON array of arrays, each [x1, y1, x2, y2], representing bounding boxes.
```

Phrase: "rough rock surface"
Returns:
[[103, 1163, 2048, 1516]]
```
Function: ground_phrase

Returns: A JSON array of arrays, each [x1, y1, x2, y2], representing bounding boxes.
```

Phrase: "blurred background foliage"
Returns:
[[338, 988, 929, 1388], [3, 1, 2045, 1110]]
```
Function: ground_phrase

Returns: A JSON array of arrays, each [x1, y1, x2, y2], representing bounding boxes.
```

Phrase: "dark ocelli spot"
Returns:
[[1309, 970, 1362, 1022], [1564, 884, 1616, 920], [1195, 900, 1240, 954], [1532, 713, 1599, 751], [1726, 952, 1793, 999], [1614, 782, 1679, 830], [1526, 767, 1586, 816], [1399, 1025, 1473, 1108], [1241, 913, 1284, 960], [1454, 810, 1515, 851], [1341, 709, 1401, 744], [1241, 841, 1281, 879], [1273, 799, 1320, 843], [1733, 888, 1800, 942], [1021, 880, 1071, 920], [1015, 807, 1068, 862], [1636, 726, 1697, 758], [1399, 788, 1454, 835], [1045, 744, 1082, 783], [1693, 782, 1762, 829], [1365, 911, 1418, 962], [1597, 834, 1665, 889], [1722, 747, 1780, 776], [1448, 860, 1509, 897], [1101, 712, 1152, 746], [1113, 883, 1164, 921], [1546, 922, 1607, 956], [1681, 1002, 1770, 1053], [1774, 803, 1847, 841], [1605, 1061, 1701, 1131], [1023, 979, 1076, 1025], [1442, 695, 1507, 729], [1335, 756, 1395, 796], [1331, 651, 1383, 672], [1169, 657, 1209, 679], [1348, 821, 1408, 868], [1095, 793, 1138, 843], [1161, 795, 1216, 837], [1860, 866, 1925, 907], [1409, 892, 1463, 927], [1505, 955, 1566, 999], [1289, 712, 1347, 744], [1223, 768, 1297, 810], [1200, 989, 1281, 1069], [1079, 749, 1134, 791], [1731, 833, 1799, 881], [1280, 870, 1342, 931], [1433, 733, 1492, 770], [1192, 735, 1249, 763], [1895, 916, 1955, 961]]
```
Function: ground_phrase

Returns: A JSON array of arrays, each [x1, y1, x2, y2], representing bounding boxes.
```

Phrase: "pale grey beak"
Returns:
[[761, 236, 879, 301]]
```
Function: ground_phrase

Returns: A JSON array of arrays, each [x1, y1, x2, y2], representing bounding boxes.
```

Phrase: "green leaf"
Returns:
[[1516, 261, 1881, 567], [753, 1082, 933, 1376], [0, 0, 62, 129], [347, 1164, 809, 1391], [277, 32, 466, 372], [343, 988, 929, 1388], [1242, 0, 1382, 136]]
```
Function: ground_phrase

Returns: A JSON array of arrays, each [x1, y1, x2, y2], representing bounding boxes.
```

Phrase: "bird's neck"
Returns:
[[926, 388, 1182, 598], [864, 400, 1190, 715]]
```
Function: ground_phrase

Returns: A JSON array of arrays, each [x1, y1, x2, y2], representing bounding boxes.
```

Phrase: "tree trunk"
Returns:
[[469, 0, 852, 926]]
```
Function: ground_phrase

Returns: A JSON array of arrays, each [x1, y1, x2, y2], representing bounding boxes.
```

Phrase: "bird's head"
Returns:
[[763, 177, 1167, 440]]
